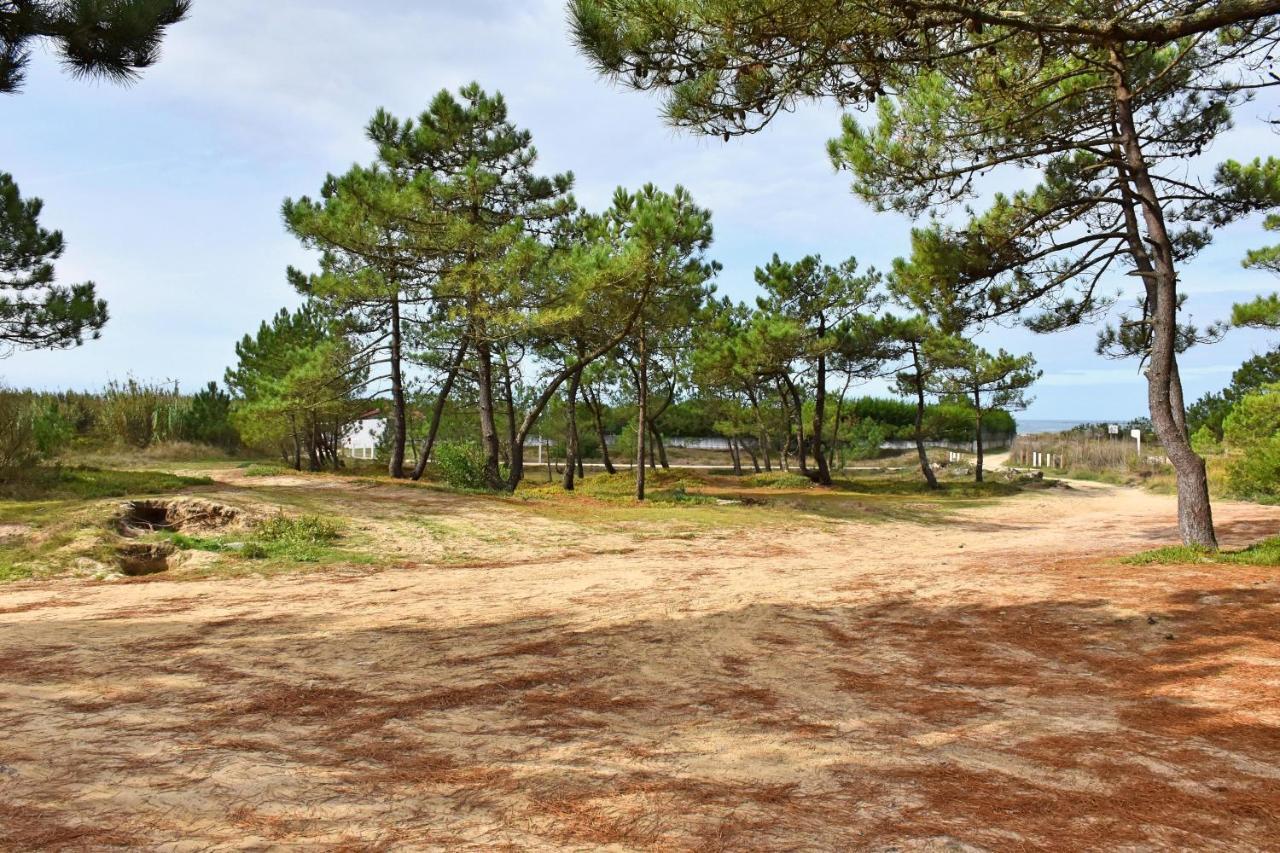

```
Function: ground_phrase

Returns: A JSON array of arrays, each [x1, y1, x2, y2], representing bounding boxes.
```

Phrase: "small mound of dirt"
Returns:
[[116, 499, 244, 538], [115, 542, 177, 577]]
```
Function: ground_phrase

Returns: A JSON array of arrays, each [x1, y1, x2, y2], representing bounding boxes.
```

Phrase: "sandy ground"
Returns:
[[2, 478, 1279, 851]]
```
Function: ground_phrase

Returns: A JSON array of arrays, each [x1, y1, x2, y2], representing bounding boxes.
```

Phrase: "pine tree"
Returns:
[[1, 0, 189, 93], [927, 340, 1040, 483], [0, 171, 106, 353], [572, 0, 1280, 546]]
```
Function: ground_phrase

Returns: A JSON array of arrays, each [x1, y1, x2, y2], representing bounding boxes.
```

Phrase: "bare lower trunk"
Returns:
[[500, 347, 518, 468], [474, 336, 504, 490], [636, 326, 648, 501], [783, 376, 809, 476], [412, 339, 468, 481], [650, 423, 669, 469], [811, 321, 832, 485], [973, 392, 985, 484], [910, 345, 939, 490], [562, 367, 582, 491], [745, 388, 773, 471], [1110, 45, 1216, 547], [585, 386, 616, 475], [387, 295, 407, 479]]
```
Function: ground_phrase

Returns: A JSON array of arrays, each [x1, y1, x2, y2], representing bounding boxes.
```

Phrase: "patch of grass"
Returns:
[[1125, 536, 1280, 567], [242, 464, 291, 477], [245, 514, 343, 562], [743, 471, 814, 489], [158, 531, 230, 553], [0, 466, 212, 501]]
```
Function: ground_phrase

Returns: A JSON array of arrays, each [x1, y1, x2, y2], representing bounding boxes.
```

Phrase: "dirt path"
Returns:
[[2, 482, 1278, 850]]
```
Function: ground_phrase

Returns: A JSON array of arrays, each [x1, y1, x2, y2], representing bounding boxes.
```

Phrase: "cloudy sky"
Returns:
[[2, 0, 1277, 420]]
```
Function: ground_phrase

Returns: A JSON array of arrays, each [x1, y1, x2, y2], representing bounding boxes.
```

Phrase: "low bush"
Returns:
[[433, 441, 491, 491], [245, 514, 342, 562]]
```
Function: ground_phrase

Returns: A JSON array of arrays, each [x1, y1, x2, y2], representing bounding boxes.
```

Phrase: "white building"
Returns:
[[343, 412, 386, 460]]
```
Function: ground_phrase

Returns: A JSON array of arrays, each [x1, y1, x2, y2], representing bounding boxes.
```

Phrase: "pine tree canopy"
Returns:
[[0, 171, 107, 352], [1, 0, 190, 94]]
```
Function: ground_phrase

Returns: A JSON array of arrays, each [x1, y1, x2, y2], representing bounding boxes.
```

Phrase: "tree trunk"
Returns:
[[745, 387, 773, 471], [973, 389, 985, 484], [500, 346, 519, 468], [1110, 45, 1217, 548], [745, 439, 761, 473], [563, 366, 582, 491], [474, 335, 504, 490], [650, 422, 669, 469], [636, 325, 648, 501], [387, 295, 408, 478], [412, 338, 468, 481], [783, 375, 809, 476], [586, 386, 617, 475], [910, 344, 940, 490], [811, 318, 833, 485]]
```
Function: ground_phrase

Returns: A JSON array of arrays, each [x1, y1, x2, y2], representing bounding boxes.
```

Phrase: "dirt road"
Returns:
[[2, 480, 1278, 850]]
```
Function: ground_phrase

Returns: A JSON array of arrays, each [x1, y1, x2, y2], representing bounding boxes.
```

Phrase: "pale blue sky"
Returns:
[[2, 0, 1277, 420]]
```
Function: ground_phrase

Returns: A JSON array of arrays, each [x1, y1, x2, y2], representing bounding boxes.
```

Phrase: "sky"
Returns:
[[2, 0, 1277, 421]]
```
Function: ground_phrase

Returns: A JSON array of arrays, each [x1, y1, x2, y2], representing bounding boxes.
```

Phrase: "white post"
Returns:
[[1131, 428, 1142, 460]]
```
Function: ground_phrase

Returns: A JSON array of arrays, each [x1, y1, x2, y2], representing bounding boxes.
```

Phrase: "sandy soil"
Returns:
[[2, 478, 1279, 850]]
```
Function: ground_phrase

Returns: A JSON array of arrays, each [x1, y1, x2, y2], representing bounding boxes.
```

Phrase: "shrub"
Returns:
[[1223, 383, 1280, 500], [247, 515, 342, 562], [433, 441, 490, 490], [0, 392, 39, 470], [844, 418, 890, 460]]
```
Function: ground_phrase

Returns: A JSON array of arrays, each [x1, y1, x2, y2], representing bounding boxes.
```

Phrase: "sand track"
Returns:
[[2, 480, 1279, 850]]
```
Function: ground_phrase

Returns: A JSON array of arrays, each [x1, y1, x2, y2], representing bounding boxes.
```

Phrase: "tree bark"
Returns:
[[782, 376, 809, 474], [811, 316, 833, 485], [635, 323, 648, 501], [562, 366, 583, 491], [585, 385, 617, 475], [972, 389, 985, 484], [910, 343, 940, 490], [1110, 44, 1216, 548], [386, 294, 408, 478], [500, 345, 519, 468], [411, 338, 468, 481], [745, 386, 773, 471], [650, 422, 669, 469], [474, 335, 504, 490]]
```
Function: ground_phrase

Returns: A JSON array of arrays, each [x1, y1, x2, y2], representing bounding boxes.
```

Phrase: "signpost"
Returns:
[[1131, 428, 1142, 458]]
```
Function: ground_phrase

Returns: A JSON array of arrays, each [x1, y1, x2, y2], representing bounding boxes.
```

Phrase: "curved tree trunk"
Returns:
[[412, 338, 469, 481], [1110, 45, 1216, 548], [585, 385, 617, 475]]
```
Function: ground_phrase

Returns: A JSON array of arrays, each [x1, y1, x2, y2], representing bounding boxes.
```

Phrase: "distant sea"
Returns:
[[1015, 418, 1097, 435]]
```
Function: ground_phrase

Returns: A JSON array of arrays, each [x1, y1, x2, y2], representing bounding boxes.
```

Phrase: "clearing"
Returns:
[[1, 468, 1279, 850]]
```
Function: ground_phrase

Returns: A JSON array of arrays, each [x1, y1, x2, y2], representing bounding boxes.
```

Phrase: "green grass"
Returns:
[[1124, 536, 1280, 567], [243, 514, 343, 562], [155, 513, 349, 566], [242, 464, 292, 477], [0, 466, 212, 501]]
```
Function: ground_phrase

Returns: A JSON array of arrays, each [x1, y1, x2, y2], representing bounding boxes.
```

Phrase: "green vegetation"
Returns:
[[1125, 537, 1280, 567], [0, 467, 212, 501]]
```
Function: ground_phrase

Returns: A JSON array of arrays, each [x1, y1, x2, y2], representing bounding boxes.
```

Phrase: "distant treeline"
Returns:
[[0, 377, 1016, 474], [0, 380, 237, 469]]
